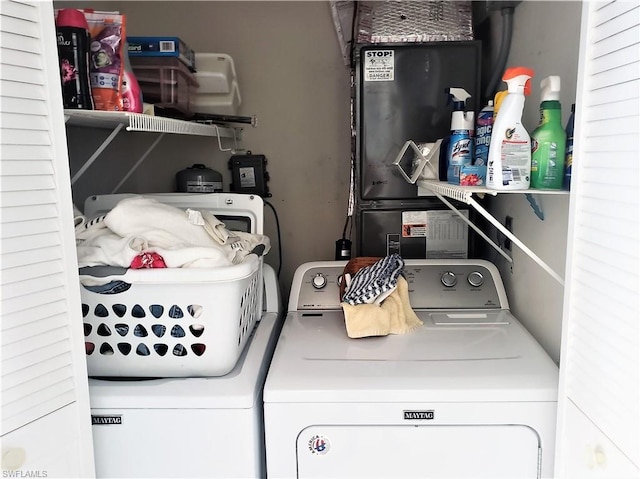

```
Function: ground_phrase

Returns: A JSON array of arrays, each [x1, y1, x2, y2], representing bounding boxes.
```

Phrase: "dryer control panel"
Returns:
[[290, 259, 507, 311]]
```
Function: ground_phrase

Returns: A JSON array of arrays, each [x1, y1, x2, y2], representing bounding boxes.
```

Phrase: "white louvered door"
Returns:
[[555, 1, 640, 478], [1, 0, 95, 477]]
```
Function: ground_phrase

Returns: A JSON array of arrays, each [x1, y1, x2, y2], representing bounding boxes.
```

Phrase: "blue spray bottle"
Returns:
[[446, 88, 475, 184]]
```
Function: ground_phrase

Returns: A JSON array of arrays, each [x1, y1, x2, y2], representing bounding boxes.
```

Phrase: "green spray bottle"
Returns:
[[530, 76, 566, 189]]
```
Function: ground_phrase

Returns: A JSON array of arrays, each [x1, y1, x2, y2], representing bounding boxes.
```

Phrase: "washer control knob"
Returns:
[[468, 271, 484, 287], [312, 273, 328, 289], [441, 271, 457, 287]]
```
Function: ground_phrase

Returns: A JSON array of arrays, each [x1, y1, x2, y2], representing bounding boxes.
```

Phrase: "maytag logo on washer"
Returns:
[[403, 410, 435, 420], [308, 435, 331, 455], [92, 415, 123, 425]]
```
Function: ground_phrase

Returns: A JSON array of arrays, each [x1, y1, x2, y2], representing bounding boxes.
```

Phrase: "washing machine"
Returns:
[[263, 259, 559, 479], [83, 193, 282, 478]]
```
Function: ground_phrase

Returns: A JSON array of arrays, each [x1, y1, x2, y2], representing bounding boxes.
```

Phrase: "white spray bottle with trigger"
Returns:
[[486, 67, 535, 190], [446, 87, 475, 185]]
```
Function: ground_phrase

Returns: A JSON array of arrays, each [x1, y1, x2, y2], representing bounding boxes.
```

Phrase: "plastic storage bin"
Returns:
[[130, 57, 199, 115], [193, 53, 236, 93], [79, 193, 266, 378], [190, 52, 242, 115]]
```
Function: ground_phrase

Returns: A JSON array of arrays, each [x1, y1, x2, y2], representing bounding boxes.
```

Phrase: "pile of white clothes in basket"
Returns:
[[74, 195, 270, 277]]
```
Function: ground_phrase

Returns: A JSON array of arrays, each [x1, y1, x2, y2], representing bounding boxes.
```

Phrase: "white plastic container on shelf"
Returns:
[[190, 52, 242, 115], [194, 53, 236, 93]]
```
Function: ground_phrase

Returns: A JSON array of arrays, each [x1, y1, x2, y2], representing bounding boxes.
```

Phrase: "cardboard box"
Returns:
[[460, 165, 487, 186], [127, 36, 196, 71]]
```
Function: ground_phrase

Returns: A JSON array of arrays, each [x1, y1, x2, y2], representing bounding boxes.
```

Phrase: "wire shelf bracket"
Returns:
[[418, 179, 566, 286], [65, 110, 242, 185]]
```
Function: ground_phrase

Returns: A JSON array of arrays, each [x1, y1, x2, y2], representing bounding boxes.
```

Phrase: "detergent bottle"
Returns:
[[55, 9, 94, 110], [486, 67, 534, 190], [446, 88, 475, 184], [530, 76, 566, 189], [493, 90, 508, 119], [121, 41, 144, 113], [564, 103, 575, 190]]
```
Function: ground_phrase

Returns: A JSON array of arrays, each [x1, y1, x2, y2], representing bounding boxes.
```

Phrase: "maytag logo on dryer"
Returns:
[[92, 415, 123, 425], [403, 410, 435, 420]]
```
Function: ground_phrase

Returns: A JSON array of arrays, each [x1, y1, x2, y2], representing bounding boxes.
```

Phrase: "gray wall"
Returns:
[[58, 1, 582, 362]]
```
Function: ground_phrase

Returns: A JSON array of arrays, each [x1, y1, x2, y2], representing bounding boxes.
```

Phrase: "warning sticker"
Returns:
[[239, 167, 256, 188], [402, 211, 428, 238], [364, 50, 395, 82]]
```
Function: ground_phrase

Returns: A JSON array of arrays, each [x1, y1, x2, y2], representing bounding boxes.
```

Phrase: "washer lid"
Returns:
[[89, 312, 280, 409], [264, 310, 558, 403], [303, 310, 516, 362]]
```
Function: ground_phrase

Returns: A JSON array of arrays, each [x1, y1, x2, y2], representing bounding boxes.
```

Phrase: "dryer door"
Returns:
[[297, 424, 540, 478]]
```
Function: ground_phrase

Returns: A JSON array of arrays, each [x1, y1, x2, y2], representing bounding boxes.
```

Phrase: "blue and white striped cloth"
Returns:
[[342, 254, 405, 305]]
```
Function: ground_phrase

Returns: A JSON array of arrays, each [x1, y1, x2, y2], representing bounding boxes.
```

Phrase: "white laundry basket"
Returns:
[[81, 256, 262, 378], [79, 193, 265, 378]]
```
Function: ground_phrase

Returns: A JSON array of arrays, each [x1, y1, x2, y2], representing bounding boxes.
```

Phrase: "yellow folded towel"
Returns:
[[341, 276, 423, 339], [382, 275, 423, 334]]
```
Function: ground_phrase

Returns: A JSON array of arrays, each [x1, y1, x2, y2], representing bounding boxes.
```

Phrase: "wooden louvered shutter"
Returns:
[[1, 0, 94, 476], [555, 1, 640, 477]]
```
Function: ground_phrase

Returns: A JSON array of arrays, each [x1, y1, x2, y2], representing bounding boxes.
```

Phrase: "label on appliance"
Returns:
[[239, 167, 257, 188], [425, 210, 468, 258], [402, 211, 428, 238], [186, 180, 222, 193], [386, 233, 401, 255], [364, 50, 395, 81], [404, 410, 435, 420], [92, 415, 122, 425], [308, 434, 331, 455]]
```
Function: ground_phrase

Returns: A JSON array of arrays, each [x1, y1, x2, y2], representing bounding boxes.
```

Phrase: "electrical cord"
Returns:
[[263, 199, 282, 279], [342, 215, 350, 240]]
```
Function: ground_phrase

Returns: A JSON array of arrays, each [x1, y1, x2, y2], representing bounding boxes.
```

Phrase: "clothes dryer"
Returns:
[[264, 259, 558, 479]]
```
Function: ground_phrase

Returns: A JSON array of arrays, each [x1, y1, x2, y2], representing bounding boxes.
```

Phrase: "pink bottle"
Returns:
[[121, 41, 143, 113]]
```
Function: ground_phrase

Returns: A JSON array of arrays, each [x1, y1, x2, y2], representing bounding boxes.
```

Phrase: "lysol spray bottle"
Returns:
[[446, 88, 474, 184], [55, 9, 94, 110], [530, 76, 566, 189], [487, 67, 534, 190], [474, 100, 494, 166]]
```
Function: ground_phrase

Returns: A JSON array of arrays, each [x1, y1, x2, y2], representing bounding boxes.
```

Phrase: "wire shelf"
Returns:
[[64, 110, 237, 138]]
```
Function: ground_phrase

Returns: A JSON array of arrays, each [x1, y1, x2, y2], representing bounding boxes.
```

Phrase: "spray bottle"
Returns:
[[493, 90, 508, 119], [474, 100, 494, 166], [446, 88, 475, 184], [487, 67, 534, 190], [530, 76, 566, 189]]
